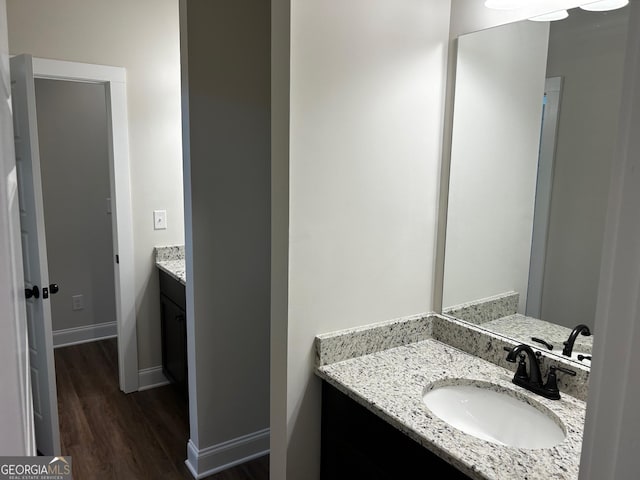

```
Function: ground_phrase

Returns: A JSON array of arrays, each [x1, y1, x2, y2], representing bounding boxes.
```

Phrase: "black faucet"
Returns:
[[505, 344, 543, 387], [504, 344, 576, 400], [562, 324, 591, 357]]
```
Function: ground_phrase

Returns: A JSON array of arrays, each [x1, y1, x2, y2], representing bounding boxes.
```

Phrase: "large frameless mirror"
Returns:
[[442, 4, 630, 367]]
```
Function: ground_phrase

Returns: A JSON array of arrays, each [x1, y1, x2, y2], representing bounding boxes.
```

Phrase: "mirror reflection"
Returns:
[[442, 5, 630, 367]]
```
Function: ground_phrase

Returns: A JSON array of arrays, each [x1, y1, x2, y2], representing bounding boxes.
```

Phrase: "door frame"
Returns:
[[526, 76, 563, 318], [32, 57, 138, 393]]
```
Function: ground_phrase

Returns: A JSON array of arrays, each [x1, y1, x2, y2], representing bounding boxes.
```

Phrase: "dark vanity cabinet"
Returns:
[[159, 270, 188, 397], [321, 382, 471, 480]]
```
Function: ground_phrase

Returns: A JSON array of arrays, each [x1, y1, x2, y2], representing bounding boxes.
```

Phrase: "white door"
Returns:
[[10, 54, 61, 456]]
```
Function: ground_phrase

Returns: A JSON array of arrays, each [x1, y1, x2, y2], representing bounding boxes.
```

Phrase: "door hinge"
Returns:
[[116, 254, 119, 264]]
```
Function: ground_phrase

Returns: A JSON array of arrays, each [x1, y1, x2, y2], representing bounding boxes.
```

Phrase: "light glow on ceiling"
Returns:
[[580, 0, 629, 12], [486, 0, 629, 13]]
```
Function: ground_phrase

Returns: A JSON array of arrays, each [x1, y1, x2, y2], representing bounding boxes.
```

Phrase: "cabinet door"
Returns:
[[321, 382, 472, 479], [160, 293, 187, 391]]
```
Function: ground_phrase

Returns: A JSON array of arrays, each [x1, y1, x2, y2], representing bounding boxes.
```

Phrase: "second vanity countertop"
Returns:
[[154, 245, 186, 285], [316, 338, 586, 480], [156, 259, 186, 285]]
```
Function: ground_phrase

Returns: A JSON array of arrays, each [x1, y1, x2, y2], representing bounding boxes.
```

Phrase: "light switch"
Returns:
[[154, 210, 167, 230]]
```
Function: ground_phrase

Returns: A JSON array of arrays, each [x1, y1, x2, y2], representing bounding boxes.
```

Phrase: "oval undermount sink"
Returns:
[[423, 380, 566, 449]]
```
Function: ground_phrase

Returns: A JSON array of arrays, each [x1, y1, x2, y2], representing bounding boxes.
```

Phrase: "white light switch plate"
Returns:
[[154, 210, 167, 230]]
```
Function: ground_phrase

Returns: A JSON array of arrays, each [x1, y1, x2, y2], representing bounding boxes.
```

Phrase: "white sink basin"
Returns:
[[422, 381, 566, 449]]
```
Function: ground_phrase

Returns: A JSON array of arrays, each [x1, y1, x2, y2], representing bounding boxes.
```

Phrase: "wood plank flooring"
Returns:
[[54, 339, 269, 480]]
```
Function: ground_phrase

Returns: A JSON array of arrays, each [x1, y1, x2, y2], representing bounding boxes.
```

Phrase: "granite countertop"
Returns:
[[483, 314, 593, 355], [316, 338, 586, 480], [154, 245, 186, 285]]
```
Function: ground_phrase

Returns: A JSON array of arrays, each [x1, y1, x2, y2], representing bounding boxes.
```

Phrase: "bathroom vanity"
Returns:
[[155, 246, 188, 396], [315, 315, 587, 480]]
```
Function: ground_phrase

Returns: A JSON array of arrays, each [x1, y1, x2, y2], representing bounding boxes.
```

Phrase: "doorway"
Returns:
[[526, 76, 563, 318], [34, 78, 117, 349], [30, 57, 138, 395], [12, 55, 137, 455]]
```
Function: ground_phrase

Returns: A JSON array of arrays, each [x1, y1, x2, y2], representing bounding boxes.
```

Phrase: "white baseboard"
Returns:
[[185, 428, 269, 479], [53, 321, 117, 348], [138, 366, 170, 391]]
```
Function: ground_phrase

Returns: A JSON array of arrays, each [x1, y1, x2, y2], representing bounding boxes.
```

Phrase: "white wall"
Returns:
[[272, 0, 451, 478], [0, 0, 35, 455], [442, 21, 549, 312], [181, 0, 270, 475], [6, 0, 184, 369], [541, 8, 628, 329], [35, 79, 116, 332]]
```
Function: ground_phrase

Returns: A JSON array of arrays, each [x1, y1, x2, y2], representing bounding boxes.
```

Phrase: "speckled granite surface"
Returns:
[[482, 314, 593, 356], [155, 245, 184, 261], [432, 315, 589, 401], [315, 313, 432, 366], [317, 338, 586, 480], [154, 245, 186, 285], [444, 292, 519, 325], [443, 293, 594, 368]]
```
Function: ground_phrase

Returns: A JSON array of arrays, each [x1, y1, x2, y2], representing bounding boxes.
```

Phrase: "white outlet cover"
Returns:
[[154, 210, 167, 230], [72, 294, 84, 311]]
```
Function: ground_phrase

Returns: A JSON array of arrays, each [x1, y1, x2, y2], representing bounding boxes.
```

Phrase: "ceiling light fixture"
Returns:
[[580, 0, 629, 11], [529, 10, 570, 22]]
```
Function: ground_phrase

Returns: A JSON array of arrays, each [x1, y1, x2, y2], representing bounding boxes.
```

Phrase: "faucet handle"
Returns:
[[532, 337, 554, 350], [503, 347, 530, 381], [543, 366, 577, 400], [514, 353, 528, 381], [552, 366, 576, 377]]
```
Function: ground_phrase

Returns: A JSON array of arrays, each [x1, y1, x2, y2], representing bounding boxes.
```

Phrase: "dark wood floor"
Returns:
[[54, 339, 269, 480]]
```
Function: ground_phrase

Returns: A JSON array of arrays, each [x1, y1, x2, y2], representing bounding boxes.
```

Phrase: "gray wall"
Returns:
[[541, 8, 628, 330], [35, 78, 116, 332], [181, 0, 270, 469], [579, 1, 640, 476], [270, 0, 290, 477]]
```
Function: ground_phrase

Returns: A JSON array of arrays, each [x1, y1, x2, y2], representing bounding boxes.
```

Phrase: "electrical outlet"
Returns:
[[72, 295, 84, 311], [154, 210, 167, 230]]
